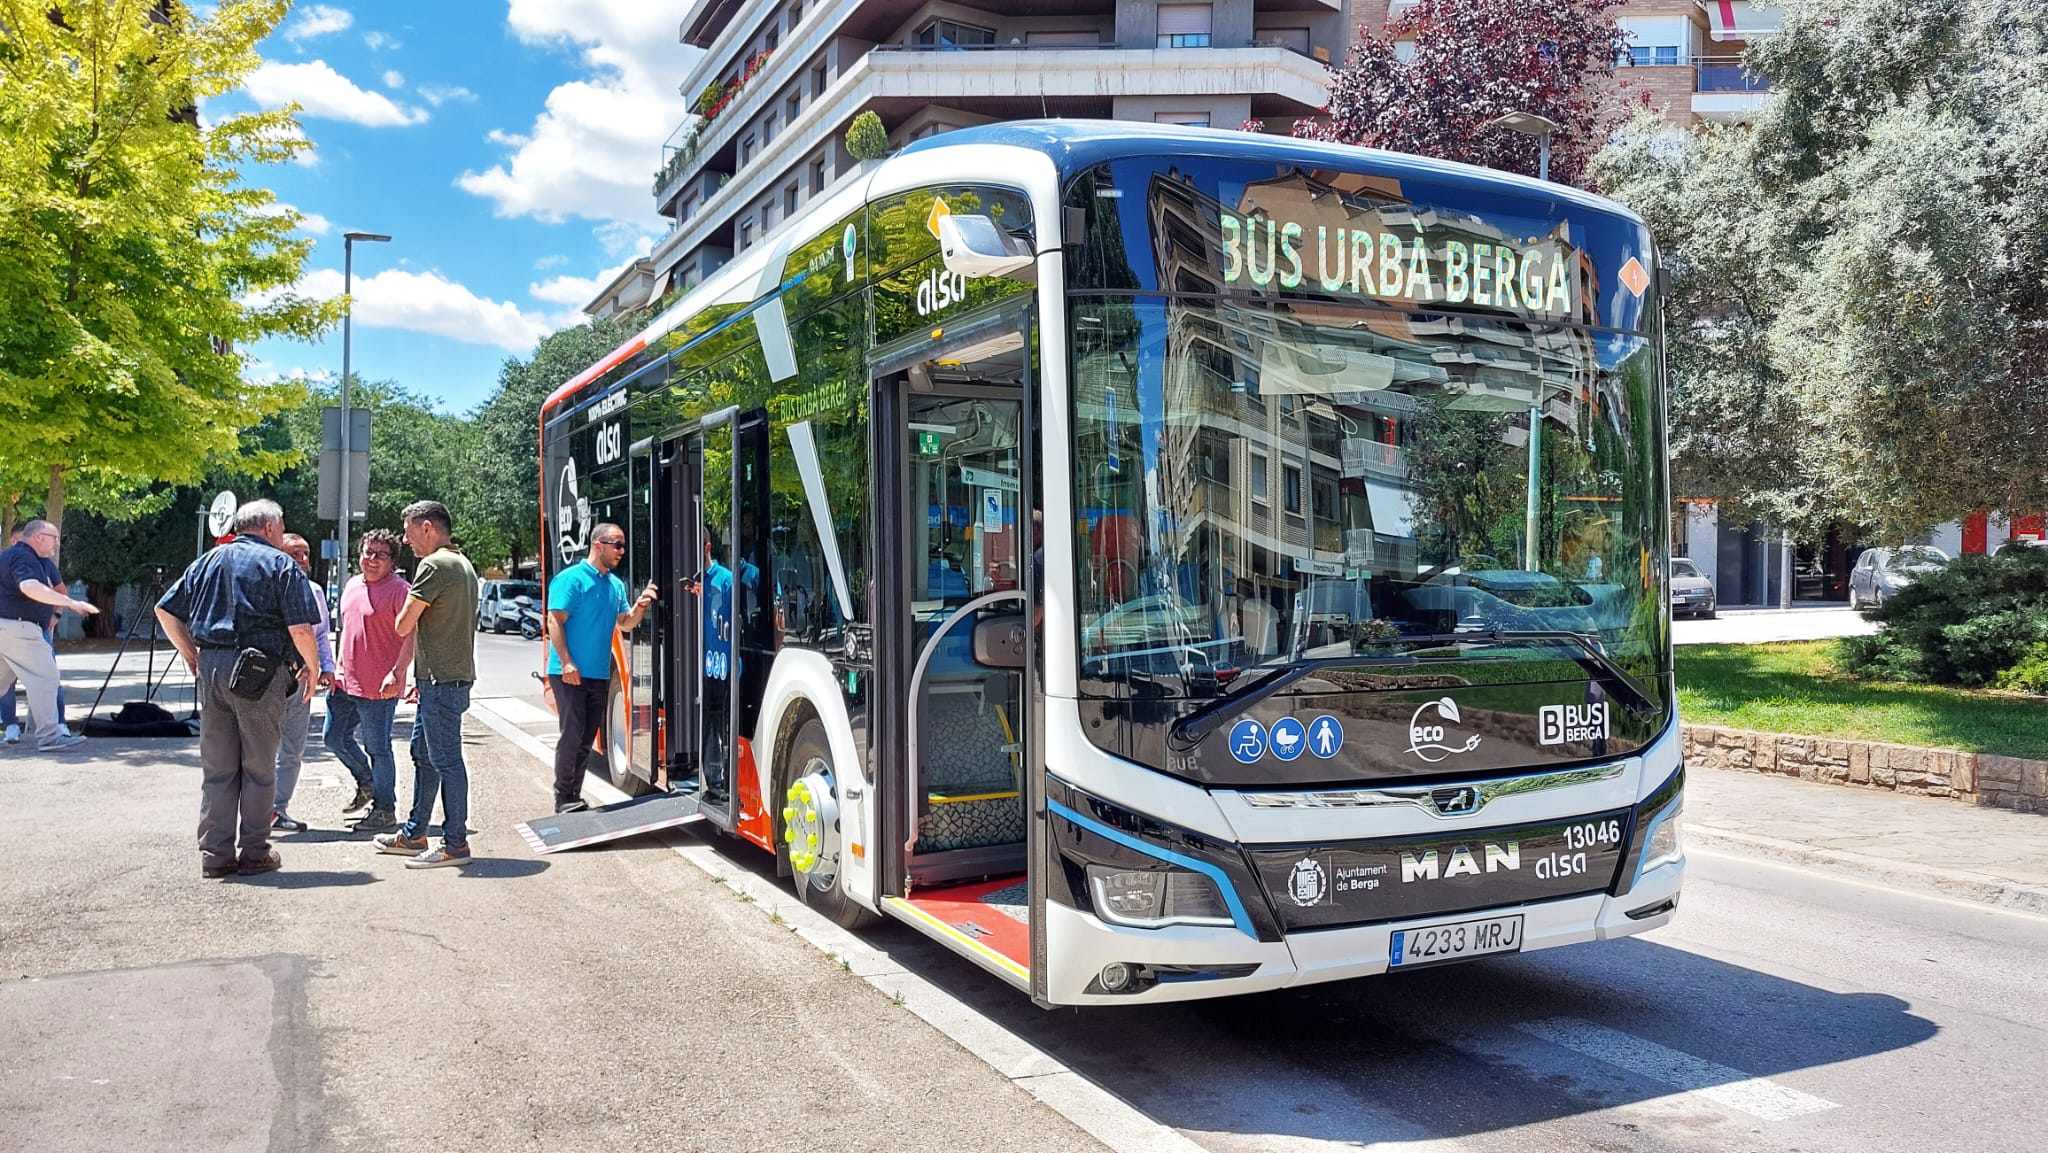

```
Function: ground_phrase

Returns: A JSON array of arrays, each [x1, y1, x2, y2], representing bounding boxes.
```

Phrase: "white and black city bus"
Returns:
[[534, 122, 1684, 1006]]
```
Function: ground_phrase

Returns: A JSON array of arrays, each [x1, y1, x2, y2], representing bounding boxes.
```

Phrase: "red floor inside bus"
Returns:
[[890, 875, 1031, 982]]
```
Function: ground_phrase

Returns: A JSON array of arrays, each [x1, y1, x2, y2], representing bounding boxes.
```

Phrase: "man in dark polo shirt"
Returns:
[[0, 519, 97, 752], [156, 500, 323, 879]]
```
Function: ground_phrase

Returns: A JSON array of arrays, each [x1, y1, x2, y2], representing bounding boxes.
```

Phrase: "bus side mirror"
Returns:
[[937, 213, 1034, 279]]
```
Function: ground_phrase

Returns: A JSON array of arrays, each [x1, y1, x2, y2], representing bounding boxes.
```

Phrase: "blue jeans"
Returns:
[[324, 691, 399, 812], [403, 681, 472, 849]]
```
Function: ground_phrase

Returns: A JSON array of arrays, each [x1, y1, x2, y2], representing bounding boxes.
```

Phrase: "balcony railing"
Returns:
[[1698, 64, 1770, 93], [869, 41, 1119, 52]]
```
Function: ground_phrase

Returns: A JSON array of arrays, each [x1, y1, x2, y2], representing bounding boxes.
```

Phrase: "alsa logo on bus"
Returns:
[[1217, 212, 1577, 317], [915, 266, 969, 317]]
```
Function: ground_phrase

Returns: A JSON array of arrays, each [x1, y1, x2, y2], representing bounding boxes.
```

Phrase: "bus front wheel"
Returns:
[[781, 720, 879, 929]]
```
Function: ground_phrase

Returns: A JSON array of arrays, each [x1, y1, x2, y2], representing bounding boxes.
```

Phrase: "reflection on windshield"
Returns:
[[1071, 295, 1666, 697]]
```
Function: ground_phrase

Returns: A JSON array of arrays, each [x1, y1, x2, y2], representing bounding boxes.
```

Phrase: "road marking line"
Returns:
[[473, 695, 555, 725], [1512, 1016, 1838, 1121], [464, 700, 1213, 1153]]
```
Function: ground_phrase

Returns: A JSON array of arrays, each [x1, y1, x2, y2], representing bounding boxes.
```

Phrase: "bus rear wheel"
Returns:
[[781, 720, 878, 929]]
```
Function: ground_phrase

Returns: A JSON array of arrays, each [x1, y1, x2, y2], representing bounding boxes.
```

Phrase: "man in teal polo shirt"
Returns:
[[546, 522, 658, 813]]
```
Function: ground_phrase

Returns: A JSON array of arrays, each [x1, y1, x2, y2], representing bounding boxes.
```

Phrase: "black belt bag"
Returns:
[[227, 648, 284, 701]]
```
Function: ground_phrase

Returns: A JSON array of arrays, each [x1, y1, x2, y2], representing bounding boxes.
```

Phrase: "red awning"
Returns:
[[1703, 1, 1783, 41]]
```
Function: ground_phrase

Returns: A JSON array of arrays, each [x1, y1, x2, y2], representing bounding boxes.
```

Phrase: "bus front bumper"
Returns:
[[1041, 855, 1684, 1005]]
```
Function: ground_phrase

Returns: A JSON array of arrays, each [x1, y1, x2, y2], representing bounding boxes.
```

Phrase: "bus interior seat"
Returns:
[[916, 673, 1026, 854]]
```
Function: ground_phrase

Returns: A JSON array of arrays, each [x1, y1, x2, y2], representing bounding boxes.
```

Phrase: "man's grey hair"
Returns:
[[234, 499, 284, 534], [16, 519, 50, 541]]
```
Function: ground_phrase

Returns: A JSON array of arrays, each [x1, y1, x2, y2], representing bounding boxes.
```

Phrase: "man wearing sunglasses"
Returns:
[[545, 523, 658, 813], [325, 528, 414, 833]]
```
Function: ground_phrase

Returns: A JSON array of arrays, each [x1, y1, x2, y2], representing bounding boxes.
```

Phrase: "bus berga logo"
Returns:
[[1539, 702, 1609, 745]]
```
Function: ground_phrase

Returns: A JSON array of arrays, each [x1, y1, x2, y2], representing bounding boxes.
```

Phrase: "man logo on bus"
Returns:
[[555, 457, 591, 566], [1408, 697, 1482, 763], [1287, 857, 1327, 907]]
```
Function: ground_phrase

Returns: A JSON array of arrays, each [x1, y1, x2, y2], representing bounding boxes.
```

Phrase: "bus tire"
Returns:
[[781, 719, 879, 929]]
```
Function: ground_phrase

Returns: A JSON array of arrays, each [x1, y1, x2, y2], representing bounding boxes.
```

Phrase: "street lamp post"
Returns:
[[1484, 112, 1560, 572], [338, 231, 390, 588]]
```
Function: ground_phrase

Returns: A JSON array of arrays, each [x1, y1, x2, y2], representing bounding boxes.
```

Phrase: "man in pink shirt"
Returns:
[[325, 529, 414, 833]]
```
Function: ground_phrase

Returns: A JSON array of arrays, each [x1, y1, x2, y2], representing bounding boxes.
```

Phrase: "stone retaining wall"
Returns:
[[1681, 725, 2048, 813]]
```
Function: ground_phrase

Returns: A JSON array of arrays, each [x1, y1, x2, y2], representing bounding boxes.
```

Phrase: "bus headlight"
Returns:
[[1640, 803, 1683, 876], [1086, 865, 1234, 929]]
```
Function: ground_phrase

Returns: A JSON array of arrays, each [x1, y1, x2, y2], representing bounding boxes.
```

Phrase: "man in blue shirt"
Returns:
[[0, 520, 97, 752], [545, 522, 657, 813], [155, 500, 322, 878]]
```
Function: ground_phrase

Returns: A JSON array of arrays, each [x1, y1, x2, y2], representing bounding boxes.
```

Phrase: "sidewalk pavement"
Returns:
[[0, 721, 1107, 1153], [1674, 604, 1879, 646], [1685, 767, 2048, 913]]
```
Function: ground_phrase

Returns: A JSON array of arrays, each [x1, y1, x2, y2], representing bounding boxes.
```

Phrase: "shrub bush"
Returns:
[[1834, 547, 2048, 688], [845, 111, 887, 161]]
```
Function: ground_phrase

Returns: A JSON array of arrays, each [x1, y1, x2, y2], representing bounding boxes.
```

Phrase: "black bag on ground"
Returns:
[[80, 701, 198, 739], [227, 647, 281, 700]]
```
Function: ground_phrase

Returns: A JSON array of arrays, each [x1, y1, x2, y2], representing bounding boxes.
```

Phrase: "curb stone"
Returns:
[[1687, 824, 2048, 916]]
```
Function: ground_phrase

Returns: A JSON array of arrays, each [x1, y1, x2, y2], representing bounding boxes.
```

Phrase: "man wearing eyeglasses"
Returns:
[[545, 523, 658, 813], [324, 528, 414, 833], [0, 520, 96, 753]]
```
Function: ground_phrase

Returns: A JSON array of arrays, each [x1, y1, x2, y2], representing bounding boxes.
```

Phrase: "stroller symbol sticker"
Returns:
[[1269, 717, 1307, 761], [1228, 719, 1268, 764]]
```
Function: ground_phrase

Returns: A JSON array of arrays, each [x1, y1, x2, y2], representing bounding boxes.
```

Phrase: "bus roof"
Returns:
[[542, 120, 1646, 418]]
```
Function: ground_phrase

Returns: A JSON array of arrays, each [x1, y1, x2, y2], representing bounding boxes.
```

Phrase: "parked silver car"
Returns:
[[1848, 546, 1948, 609], [1670, 558, 1716, 618]]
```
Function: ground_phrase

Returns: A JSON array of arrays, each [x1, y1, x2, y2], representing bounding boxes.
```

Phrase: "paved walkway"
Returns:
[[1686, 767, 2048, 912], [1675, 605, 1879, 646]]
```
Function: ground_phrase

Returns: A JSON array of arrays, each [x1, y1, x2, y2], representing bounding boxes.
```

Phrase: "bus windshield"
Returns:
[[1065, 158, 1670, 707]]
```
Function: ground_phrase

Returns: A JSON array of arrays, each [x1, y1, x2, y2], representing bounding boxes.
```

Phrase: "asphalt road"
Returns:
[[770, 846, 2042, 1153], [9, 630, 2043, 1152]]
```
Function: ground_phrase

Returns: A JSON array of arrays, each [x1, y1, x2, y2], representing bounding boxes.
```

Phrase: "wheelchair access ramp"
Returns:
[[514, 790, 705, 854]]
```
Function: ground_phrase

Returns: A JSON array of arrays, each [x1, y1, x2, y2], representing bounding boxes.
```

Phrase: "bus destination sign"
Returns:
[[1218, 212, 1578, 318]]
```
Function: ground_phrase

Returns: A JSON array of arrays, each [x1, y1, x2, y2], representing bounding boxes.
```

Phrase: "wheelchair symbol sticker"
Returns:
[[1228, 719, 1268, 764], [1269, 717, 1307, 761]]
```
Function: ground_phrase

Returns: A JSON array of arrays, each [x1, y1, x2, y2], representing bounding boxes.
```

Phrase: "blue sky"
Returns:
[[219, 1, 704, 413]]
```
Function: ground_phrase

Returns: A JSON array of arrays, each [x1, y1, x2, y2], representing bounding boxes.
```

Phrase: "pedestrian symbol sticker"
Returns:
[[1309, 715, 1344, 759], [1228, 719, 1267, 764], [1269, 717, 1307, 761]]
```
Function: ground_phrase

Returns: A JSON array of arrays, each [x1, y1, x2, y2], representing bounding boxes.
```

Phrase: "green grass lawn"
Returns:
[[1676, 641, 2048, 760]]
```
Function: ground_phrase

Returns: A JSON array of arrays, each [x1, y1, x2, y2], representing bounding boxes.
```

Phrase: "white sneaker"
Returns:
[[37, 732, 86, 753], [57, 723, 74, 737], [2, 724, 19, 745]]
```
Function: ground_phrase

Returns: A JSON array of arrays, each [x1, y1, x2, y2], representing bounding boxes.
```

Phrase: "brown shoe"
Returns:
[[202, 860, 238, 879], [236, 851, 283, 876]]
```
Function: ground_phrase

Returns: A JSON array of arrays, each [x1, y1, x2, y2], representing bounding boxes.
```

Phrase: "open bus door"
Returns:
[[871, 304, 1046, 999]]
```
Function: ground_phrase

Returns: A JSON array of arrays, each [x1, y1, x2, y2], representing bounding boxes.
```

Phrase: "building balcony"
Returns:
[[1692, 88, 1771, 122], [1697, 63, 1770, 93], [652, 42, 1334, 273]]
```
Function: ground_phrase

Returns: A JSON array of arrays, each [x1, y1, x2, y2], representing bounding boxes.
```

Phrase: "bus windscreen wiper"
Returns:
[[1482, 629, 1661, 718], [1168, 634, 1486, 745], [1167, 630, 1659, 748]]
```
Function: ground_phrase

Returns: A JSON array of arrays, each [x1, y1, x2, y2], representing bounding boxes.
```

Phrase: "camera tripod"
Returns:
[[82, 563, 199, 732]]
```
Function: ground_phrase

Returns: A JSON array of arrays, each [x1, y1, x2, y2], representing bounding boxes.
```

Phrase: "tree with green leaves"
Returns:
[[467, 318, 633, 574], [1593, 0, 2048, 540], [0, 0, 339, 531]]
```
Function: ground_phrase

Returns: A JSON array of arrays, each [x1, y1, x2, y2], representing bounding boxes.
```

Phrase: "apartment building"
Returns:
[[646, 0, 1354, 298], [1346, 0, 1778, 129]]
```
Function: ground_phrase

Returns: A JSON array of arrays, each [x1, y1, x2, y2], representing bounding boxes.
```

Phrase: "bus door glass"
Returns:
[[898, 366, 1033, 881], [668, 417, 736, 818], [627, 438, 660, 783]]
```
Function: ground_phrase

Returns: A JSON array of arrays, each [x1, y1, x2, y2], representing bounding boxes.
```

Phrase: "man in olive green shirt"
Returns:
[[373, 500, 481, 868]]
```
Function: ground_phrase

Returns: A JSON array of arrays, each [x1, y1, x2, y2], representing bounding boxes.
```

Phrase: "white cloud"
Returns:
[[258, 202, 333, 235], [246, 60, 429, 127], [418, 84, 477, 107], [362, 30, 399, 51], [256, 268, 557, 352], [593, 220, 660, 261], [455, 0, 697, 224], [284, 5, 353, 43], [528, 251, 650, 307], [382, 70, 405, 89], [533, 254, 570, 271]]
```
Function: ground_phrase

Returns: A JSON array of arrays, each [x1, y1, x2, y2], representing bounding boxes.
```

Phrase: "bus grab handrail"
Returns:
[[904, 590, 1028, 857]]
